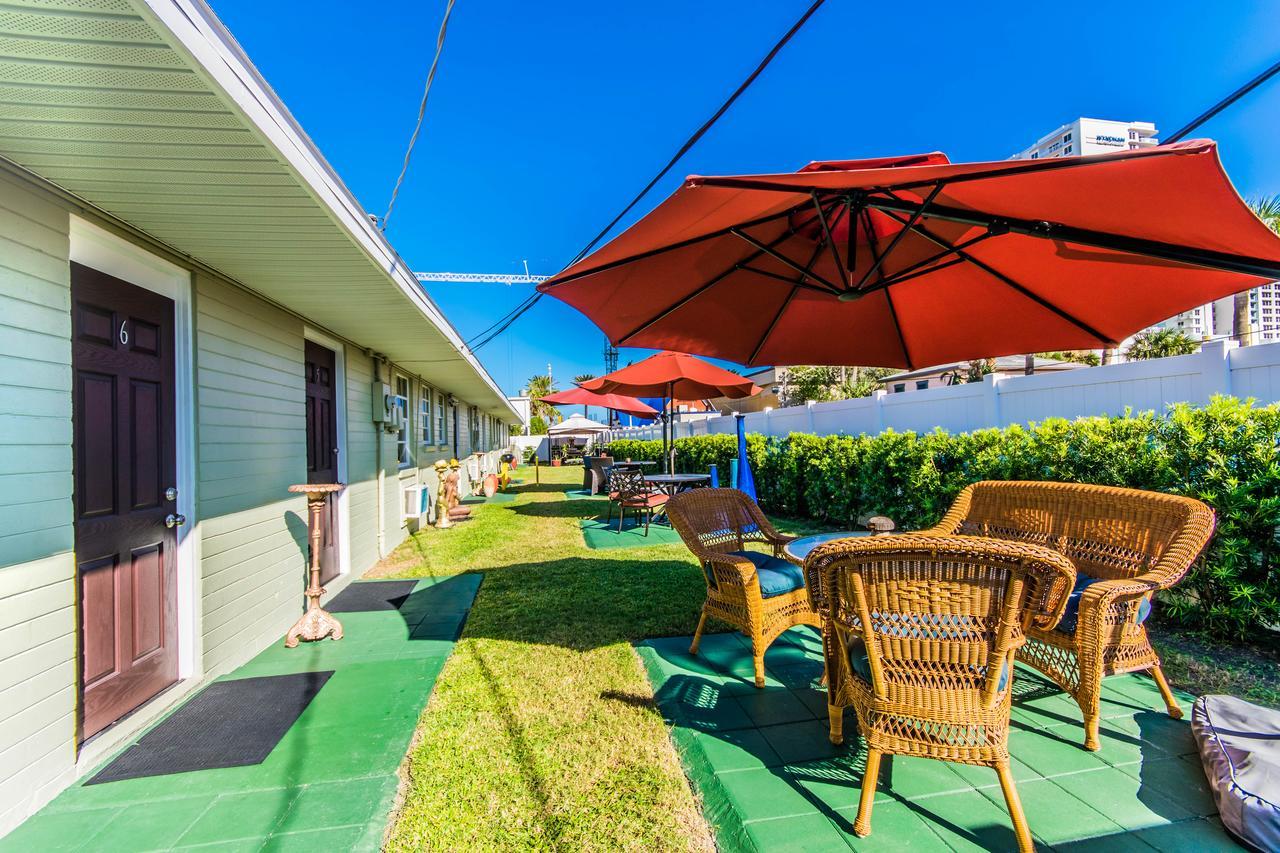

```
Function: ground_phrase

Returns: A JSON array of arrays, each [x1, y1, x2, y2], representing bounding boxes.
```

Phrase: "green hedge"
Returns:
[[606, 397, 1280, 640]]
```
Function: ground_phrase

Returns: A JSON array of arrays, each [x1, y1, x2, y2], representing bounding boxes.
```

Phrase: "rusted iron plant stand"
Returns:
[[285, 483, 345, 647]]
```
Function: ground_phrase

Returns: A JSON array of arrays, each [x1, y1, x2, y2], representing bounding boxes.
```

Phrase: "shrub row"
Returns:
[[605, 397, 1280, 640]]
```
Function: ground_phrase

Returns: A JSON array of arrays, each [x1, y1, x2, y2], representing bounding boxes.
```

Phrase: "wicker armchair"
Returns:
[[926, 481, 1216, 750], [808, 534, 1076, 852], [666, 488, 821, 688]]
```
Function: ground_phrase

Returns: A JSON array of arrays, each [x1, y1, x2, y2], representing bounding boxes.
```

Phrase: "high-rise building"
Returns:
[[1011, 117, 1158, 161]]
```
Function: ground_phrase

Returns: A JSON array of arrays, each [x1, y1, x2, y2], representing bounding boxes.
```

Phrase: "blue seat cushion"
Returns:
[[1056, 576, 1153, 635], [724, 550, 805, 598], [847, 636, 1010, 692]]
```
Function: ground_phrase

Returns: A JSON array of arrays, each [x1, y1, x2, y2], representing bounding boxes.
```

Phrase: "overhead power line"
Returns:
[[415, 271, 550, 284], [1164, 55, 1280, 144], [380, 0, 457, 232], [468, 0, 830, 351]]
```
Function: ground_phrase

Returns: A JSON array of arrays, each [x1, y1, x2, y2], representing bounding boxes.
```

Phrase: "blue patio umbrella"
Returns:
[[734, 413, 757, 501]]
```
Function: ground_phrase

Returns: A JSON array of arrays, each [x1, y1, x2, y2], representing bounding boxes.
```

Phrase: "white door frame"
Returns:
[[302, 327, 351, 578], [68, 216, 199, 679]]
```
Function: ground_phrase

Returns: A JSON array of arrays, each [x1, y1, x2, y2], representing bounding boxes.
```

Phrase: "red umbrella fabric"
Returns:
[[539, 141, 1280, 369], [581, 351, 760, 399], [539, 386, 659, 419]]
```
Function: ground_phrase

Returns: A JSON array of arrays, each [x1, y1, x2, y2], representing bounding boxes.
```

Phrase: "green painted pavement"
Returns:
[[579, 515, 685, 549], [2, 575, 481, 853], [637, 627, 1243, 852]]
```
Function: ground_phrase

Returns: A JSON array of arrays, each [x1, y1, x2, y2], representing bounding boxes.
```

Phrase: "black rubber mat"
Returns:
[[86, 671, 334, 784], [325, 580, 418, 613]]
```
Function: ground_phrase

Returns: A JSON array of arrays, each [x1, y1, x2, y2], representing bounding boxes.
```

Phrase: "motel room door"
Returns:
[[71, 263, 179, 740], [304, 340, 340, 583]]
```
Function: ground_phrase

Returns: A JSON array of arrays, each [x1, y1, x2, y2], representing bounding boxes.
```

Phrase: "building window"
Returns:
[[1063, 132, 1072, 143], [916, 380, 929, 390], [394, 375, 411, 468], [419, 384, 432, 445], [469, 405, 480, 450], [1030, 152, 1038, 159], [1064, 144, 1073, 155], [893, 383, 906, 393], [436, 392, 447, 445]]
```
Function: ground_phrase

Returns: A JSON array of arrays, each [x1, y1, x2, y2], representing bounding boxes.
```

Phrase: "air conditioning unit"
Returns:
[[402, 484, 430, 522]]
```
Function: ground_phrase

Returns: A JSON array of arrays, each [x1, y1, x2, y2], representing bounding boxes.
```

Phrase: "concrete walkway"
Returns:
[[1, 575, 480, 852]]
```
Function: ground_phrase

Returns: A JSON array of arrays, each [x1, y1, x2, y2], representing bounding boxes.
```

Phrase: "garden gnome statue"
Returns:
[[434, 460, 452, 529], [446, 459, 470, 520]]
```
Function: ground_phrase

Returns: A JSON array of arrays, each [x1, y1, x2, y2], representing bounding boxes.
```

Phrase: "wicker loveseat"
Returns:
[[666, 488, 821, 688], [925, 481, 1216, 750], [807, 534, 1076, 852]]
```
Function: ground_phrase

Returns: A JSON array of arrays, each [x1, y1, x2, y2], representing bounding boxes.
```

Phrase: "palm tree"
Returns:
[[1238, 196, 1280, 345], [572, 373, 597, 416], [524, 373, 561, 423], [1124, 328, 1200, 360]]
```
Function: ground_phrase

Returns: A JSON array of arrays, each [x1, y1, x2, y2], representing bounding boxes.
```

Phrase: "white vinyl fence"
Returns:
[[603, 340, 1280, 443]]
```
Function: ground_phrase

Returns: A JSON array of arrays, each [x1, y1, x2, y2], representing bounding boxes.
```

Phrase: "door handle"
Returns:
[[165, 513, 187, 529]]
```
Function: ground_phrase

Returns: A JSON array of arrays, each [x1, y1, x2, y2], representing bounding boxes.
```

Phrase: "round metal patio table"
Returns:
[[643, 473, 710, 496], [782, 530, 870, 565]]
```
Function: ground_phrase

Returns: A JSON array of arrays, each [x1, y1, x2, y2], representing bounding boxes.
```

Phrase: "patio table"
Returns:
[[644, 472, 710, 496], [782, 531, 870, 565]]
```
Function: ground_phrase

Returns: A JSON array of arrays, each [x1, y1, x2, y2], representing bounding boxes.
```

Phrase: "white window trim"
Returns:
[[419, 382, 433, 446], [393, 373, 412, 469]]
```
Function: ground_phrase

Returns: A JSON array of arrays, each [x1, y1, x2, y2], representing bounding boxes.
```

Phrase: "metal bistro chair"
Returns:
[[808, 534, 1076, 852], [604, 466, 667, 536], [926, 481, 1216, 750], [666, 488, 821, 688]]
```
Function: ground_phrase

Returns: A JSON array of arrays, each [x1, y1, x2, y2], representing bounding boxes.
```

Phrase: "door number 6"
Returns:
[[119, 320, 128, 346]]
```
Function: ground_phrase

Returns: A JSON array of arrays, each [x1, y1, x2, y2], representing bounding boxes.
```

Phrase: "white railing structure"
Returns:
[[602, 340, 1280, 443]]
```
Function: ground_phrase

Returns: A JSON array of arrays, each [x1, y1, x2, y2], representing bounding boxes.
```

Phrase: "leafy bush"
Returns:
[[606, 397, 1280, 640]]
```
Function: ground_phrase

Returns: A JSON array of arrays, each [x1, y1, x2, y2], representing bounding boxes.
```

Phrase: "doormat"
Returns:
[[326, 580, 418, 613], [86, 671, 334, 784]]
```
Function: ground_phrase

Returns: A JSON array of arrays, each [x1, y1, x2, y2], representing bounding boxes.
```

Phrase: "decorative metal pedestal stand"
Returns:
[[285, 483, 345, 648]]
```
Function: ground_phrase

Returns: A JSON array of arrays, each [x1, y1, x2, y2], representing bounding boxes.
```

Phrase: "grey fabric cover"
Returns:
[[1192, 694, 1280, 852]]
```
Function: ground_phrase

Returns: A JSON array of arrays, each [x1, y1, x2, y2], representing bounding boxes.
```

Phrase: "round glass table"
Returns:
[[782, 530, 870, 565]]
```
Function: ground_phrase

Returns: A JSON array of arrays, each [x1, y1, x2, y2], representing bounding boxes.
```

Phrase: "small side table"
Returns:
[[285, 483, 345, 648]]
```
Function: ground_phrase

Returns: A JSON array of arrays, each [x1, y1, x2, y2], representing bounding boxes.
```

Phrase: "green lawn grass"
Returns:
[[372, 465, 1275, 850], [373, 466, 720, 850]]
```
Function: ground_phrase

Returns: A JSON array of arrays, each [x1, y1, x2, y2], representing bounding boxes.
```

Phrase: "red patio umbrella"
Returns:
[[539, 386, 659, 419], [581, 351, 759, 472], [538, 141, 1280, 369]]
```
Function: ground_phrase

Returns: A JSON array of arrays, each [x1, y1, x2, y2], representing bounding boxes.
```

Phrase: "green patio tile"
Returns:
[[787, 754, 888, 814], [272, 774, 399, 835], [579, 516, 684, 549], [902, 788, 1026, 852], [1117, 757, 1217, 818], [694, 728, 783, 772], [761, 640, 820, 670], [1129, 817, 1243, 852], [794, 687, 834, 720], [1008, 727, 1111, 777], [1132, 713, 1197, 757], [719, 767, 819, 822], [1051, 830, 1158, 851], [945, 756, 1040, 789], [743, 812, 849, 852], [1050, 766, 1194, 830], [876, 755, 977, 802], [83, 796, 213, 851], [0, 805, 120, 852], [261, 824, 372, 853], [175, 789, 302, 845], [975, 777, 1123, 845], [760, 720, 844, 767], [770, 659, 826, 690], [829, 798, 953, 851], [736, 688, 815, 728]]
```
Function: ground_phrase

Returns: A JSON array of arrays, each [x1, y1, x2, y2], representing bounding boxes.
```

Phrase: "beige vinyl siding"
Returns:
[[193, 273, 308, 674], [345, 347, 379, 569], [0, 174, 76, 836]]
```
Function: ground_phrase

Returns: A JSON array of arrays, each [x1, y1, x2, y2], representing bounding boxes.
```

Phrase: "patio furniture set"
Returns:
[[585, 454, 710, 536], [664, 481, 1216, 852]]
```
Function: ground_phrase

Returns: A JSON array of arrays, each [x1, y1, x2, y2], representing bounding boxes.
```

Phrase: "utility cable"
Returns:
[[1164, 55, 1280, 143], [468, 0, 829, 350], [381, 0, 457, 231]]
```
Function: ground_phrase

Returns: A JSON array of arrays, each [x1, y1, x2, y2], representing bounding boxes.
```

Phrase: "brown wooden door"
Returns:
[[71, 262, 179, 740], [304, 340, 340, 583]]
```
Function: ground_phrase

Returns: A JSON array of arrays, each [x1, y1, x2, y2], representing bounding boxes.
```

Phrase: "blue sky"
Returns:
[[212, 0, 1280, 399]]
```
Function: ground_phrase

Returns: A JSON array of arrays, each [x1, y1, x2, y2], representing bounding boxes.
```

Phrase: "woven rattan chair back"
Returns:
[[665, 488, 772, 557], [810, 534, 1075, 708], [935, 481, 1209, 582]]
